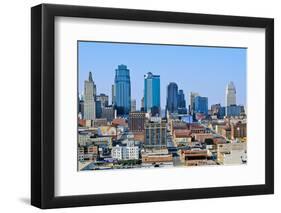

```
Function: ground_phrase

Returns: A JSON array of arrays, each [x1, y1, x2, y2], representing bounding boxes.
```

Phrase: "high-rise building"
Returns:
[[144, 72, 160, 113], [211, 104, 221, 115], [166, 82, 178, 113], [131, 99, 137, 112], [211, 104, 226, 119], [218, 106, 226, 119], [177, 89, 187, 114], [83, 72, 96, 120], [177, 89, 186, 108], [95, 101, 102, 118], [78, 94, 84, 118], [178, 108, 188, 115], [114, 65, 131, 115], [144, 121, 167, 148], [225, 81, 236, 107], [140, 97, 144, 112], [189, 92, 199, 114], [95, 93, 109, 118], [194, 96, 208, 115], [226, 105, 244, 117], [101, 105, 115, 122], [96, 93, 109, 108], [128, 112, 146, 132], [111, 84, 115, 105]]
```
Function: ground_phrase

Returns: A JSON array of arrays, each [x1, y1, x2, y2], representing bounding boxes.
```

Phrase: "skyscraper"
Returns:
[[177, 89, 186, 108], [83, 72, 96, 120], [225, 81, 236, 107], [177, 89, 187, 114], [114, 65, 131, 115], [78, 94, 84, 118], [141, 97, 144, 112], [144, 72, 160, 113], [189, 92, 199, 114], [218, 106, 226, 119], [194, 96, 208, 115], [111, 84, 115, 105], [166, 82, 178, 113], [95, 100, 102, 118], [101, 105, 115, 122], [211, 104, 226, 119], [211, 103, 221, 115], [96, 93, 109, 108]]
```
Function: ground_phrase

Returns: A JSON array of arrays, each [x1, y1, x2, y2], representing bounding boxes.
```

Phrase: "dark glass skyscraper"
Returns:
[[114, 65, 131, 115], [166, 82, 178, 113], [177, 89, 187, 114], [95, 101, 102, 118], [144, 72, 160, 113], [177, 89, 186, 108]]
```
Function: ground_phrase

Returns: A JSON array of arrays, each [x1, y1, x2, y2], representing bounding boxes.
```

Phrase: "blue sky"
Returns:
[[78, 41, 246, 109]]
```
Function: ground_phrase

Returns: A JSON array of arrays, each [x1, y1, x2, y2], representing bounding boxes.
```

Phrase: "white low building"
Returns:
[[111, 145, 139, 160], [217, 143, 247, 165], [111, 146, 123, 160], [122, 146, 139, 160]]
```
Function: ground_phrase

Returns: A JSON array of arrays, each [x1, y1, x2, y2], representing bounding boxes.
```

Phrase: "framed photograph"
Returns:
[[31, 4, 274, 209]]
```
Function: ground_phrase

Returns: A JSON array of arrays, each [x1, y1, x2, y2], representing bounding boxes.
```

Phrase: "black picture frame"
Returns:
[[31, 3, 274, 209]]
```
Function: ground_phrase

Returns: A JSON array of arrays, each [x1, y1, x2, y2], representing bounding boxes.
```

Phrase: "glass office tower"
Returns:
[[114, 65, 131, 115], [194, 96, 208, 115], [166, 82, 178, 113], [144, 72, 160, 114]]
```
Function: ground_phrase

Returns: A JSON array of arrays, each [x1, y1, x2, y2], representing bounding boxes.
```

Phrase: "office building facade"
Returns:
[[226, 105, 244, 117], [114, 65, 131, 115], [95, 100, 102, 118], [177, 89, 187, 114], [177, 89, 186, 108], [225, 81, 236, 107], [78, 94, 84, 118], [144, 121, 167, 148], [144, 72, 160, 113], [83, 72, 96, 120], [101, 106, 115, 122], [111, 84, 115, 105], [166, 82, 178, 113], [96, 93, 109, 108], [189, 92, 199, 114], [194, 96, 208, 115], [128, 112, 146, 132], [218, 106, 226, 119], [131, 99, 137, 112]]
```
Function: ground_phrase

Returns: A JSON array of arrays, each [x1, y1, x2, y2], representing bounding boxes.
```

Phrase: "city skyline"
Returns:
[[78, 41, 246, 109], [77, 41, 247, 171]]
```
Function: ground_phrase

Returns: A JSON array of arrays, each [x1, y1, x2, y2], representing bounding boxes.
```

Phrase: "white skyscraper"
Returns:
[[225, 81, 236, 107], [83, 72, 96, 120]]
